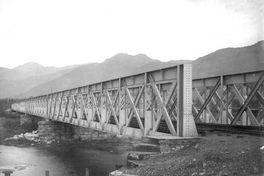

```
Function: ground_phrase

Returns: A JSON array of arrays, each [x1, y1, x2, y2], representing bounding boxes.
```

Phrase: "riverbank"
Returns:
[[118, 131, 264, 176], [0, 116, 39, 143], [1, 128, 139, 155], [1, 112, 264, 176]]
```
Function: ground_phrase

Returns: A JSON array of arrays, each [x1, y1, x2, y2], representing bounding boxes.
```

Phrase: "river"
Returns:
[[0, 144, 128, 176]]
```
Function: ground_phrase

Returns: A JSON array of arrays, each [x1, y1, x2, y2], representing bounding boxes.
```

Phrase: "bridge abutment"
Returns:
[[38, 121, 73, 141], [37, 120, 113, 142]]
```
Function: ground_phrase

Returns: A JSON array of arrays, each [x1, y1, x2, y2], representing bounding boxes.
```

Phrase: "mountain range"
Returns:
[[0, 41, 263, 99]]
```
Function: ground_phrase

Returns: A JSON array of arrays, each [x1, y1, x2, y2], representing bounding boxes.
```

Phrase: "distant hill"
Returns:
[[0, 64, 78, 98], [0, 40, 263, 98], [192, 40, 264, 79], [18, 54, 188, 97]]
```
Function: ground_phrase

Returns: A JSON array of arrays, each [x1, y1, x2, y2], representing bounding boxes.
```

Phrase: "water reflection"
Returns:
[[0, 145, 127, 176]]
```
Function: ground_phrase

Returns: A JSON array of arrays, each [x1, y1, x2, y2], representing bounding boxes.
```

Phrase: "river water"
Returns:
[[0, 144, 127, 176]]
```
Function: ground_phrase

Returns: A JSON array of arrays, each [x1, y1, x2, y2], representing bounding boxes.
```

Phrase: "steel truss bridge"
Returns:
[[11, 63, 264, 137], [11, 64, 197, 137]]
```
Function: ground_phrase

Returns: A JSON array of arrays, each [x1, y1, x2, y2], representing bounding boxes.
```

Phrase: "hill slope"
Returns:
[[192, 41, 264, 79], [18, 54, 189, 97], [1, 40, 263, 98], [0, 64, 78, 98]]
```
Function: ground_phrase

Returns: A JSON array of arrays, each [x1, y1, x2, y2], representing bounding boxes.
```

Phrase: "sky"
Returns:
[[0, 0, 263, 68]]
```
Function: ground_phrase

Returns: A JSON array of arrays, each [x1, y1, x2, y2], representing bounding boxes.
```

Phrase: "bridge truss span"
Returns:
[[193, 71, 264, 126], [12, 64, 198, 138]]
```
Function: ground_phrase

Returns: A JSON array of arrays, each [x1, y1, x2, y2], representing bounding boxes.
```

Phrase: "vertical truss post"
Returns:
[[144, 73, 152, 136], [101, 82, 107, 124], [46, 95, 49, 118], [177, 65, 184, 136], [181, 64, 197, 137], [219, 76, 224, 124], [226, 85, 230, 124], [119, 78, 126, 134]]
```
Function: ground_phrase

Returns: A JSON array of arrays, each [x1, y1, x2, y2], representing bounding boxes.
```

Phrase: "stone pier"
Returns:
[[38, 120, 74, 141], [38, 120, 114, 142]]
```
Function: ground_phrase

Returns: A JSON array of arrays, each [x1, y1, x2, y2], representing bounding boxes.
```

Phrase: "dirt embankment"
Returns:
[[121, 132, 264, 176]]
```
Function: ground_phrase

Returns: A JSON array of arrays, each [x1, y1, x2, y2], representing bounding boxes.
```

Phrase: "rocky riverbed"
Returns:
[[3, 130, 52, 146]]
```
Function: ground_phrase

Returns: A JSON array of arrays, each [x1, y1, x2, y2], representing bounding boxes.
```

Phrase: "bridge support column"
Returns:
[[38, 120, 73, 141], [119, 87, 126, 135], [179, 64, 197, 137], [38, 120, 113, 142]]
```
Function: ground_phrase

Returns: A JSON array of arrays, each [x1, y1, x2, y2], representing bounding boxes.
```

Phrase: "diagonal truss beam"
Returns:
[[62, 96, 69, 121], [83, 94, 91, 120], [106, 91, 120, 130], [231, 72, 264, 125], [80, 94, 88, 120], [167, 96, 178, 120], [194, 88, 217, 123], [126, 86, 144, 123], [256, 91, 264, 105], [231, 84, 259, 125], [246, 84, 264, 106], [51, 95, 59, 118], [125, 87, 145, 132], [149, 76, 177, 135], [152, 81, 177, 132], [106, 91, 119, 121], [192, 105, 202, 123], [215, 91, 234, 121], [194, 79, 220, 121], [70, 95, 77, 119], [55, 96, 63, 120], [90, 92, 102, 123], [123, 86, 144, 128]]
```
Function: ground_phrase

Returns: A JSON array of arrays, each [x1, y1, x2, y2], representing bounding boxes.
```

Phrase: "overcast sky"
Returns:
[[0, 0, 263, 68]]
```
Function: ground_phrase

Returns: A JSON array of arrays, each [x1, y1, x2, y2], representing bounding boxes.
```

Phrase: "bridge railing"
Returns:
[[11, 64, 197, 137]]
